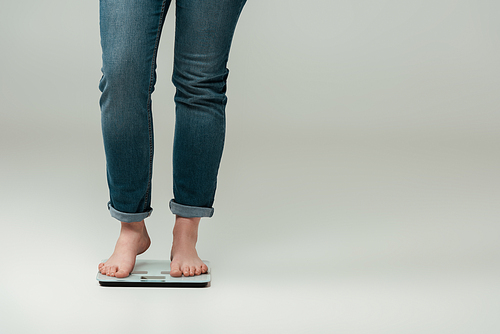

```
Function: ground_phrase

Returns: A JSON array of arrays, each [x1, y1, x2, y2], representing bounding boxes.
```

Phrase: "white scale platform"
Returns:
[[97, 259, 211, 287]]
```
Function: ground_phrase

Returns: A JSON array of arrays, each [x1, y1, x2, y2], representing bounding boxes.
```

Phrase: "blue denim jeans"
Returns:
[[99, 0, 246, 222]]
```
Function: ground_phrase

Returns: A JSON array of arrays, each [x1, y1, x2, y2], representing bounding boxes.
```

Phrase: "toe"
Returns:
[[115, 268, 129, 278], [182, 266, 190, 277], [107, 265, 117, 276], [201, 264, 208, 274], [170, 262, 183, 277], [189, 267, 195, 276], [194, 266, 201, 275]]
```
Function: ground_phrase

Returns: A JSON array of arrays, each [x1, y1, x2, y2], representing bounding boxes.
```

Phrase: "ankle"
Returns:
[[172, 216, 200, 241], [173, 216, 200, 232], [120, 220, 145, 232]]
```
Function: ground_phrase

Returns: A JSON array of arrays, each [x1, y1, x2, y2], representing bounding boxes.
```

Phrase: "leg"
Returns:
[[98, 0, 171, 277], [169, 0, 247, 276]]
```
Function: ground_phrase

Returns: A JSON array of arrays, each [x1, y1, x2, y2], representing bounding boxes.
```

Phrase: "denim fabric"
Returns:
[[99, 0, 246, 222]]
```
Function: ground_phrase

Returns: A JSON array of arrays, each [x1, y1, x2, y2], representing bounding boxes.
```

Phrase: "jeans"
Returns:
[[99, 0, 246, 222]]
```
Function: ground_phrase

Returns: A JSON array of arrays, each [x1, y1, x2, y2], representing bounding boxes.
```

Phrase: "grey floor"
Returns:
[[1, 1, 500, 333], [1, 125, 499, 333]]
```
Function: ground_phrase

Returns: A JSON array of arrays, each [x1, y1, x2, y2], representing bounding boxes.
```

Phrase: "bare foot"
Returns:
[[98, 220, 151, 278], [170, 215, 208, 277]]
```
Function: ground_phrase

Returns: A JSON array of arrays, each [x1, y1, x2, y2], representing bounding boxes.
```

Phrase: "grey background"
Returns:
[[1, 0, 499, 333]]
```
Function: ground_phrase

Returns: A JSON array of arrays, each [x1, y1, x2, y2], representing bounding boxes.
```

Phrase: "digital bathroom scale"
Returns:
[[97, 259, 211, 287]]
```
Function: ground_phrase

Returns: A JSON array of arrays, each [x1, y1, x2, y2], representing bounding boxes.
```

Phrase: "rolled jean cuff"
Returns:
[[169, 199, 214, 218], [107, 202, 153, 223]]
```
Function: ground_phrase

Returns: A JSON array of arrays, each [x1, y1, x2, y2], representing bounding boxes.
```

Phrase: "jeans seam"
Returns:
[[143, 0, 169, 212]]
